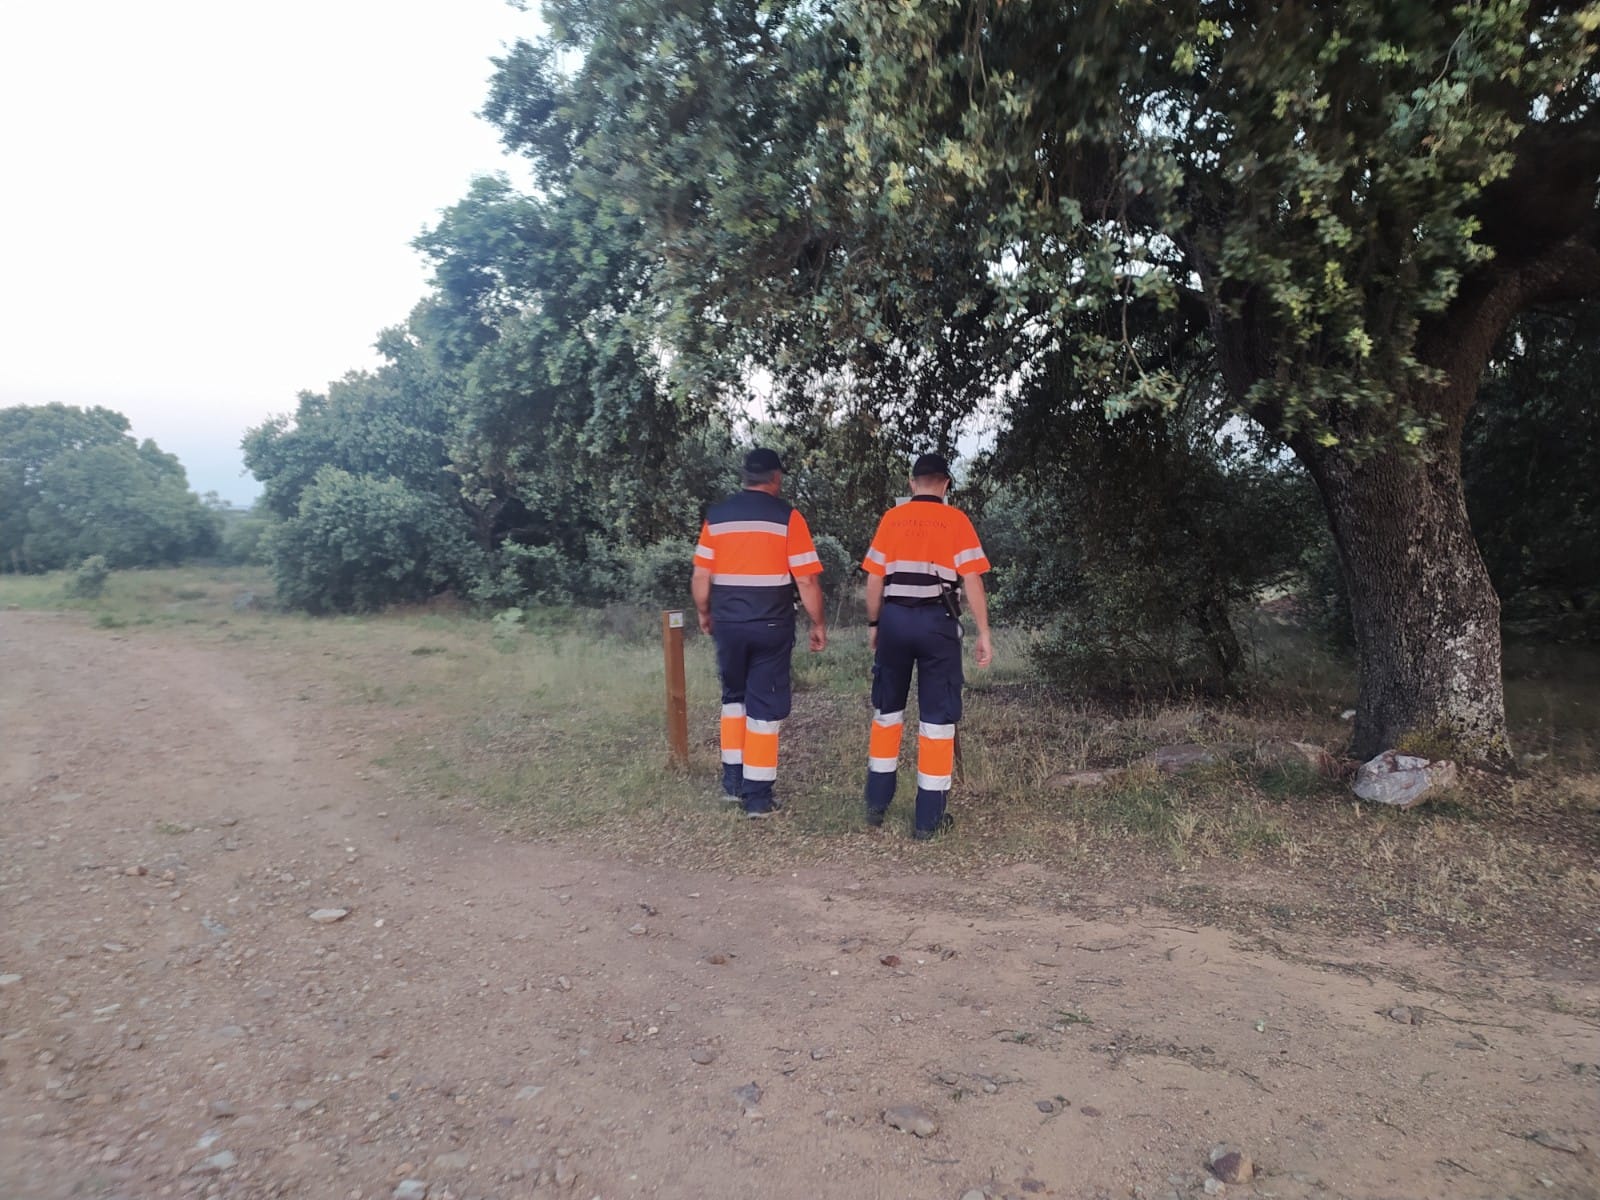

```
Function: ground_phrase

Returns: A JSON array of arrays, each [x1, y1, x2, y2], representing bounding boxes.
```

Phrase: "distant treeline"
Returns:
[[0, 403, 247, 573]]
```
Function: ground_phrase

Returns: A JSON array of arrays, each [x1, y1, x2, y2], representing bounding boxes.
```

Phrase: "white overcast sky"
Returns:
[[0, 1, 538, 504]]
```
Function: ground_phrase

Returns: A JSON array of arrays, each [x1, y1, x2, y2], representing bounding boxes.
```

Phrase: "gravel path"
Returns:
[[2, 612, 1596, 1200]]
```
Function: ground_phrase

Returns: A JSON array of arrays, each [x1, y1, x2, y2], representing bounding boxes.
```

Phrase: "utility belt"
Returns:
[[886, 584, 962, 621]]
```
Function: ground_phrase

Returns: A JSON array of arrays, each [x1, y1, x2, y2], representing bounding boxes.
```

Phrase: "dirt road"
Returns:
[[2, 611, 1597, 1200]]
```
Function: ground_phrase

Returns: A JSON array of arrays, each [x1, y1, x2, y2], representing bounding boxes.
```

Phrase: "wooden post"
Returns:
[[953, 728, 964, 785], [662, 610, 689, 768]]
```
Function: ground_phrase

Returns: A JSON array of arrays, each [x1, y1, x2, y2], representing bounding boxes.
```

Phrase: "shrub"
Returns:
[[268, 468, 478, 613], [65, 554, 110, 599]]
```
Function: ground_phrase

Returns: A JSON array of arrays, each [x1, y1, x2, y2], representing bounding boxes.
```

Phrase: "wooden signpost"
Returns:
[[662, 610, 689, 768]]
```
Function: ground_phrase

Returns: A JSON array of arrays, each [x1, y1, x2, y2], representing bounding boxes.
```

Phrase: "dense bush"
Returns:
[[984, 401, 1321, 695], [268, 468, 480, 613], [64, 555, 110, 599]]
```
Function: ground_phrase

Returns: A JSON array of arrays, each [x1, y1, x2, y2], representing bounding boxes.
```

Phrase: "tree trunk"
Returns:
[[1300, 442, 1510, 767]]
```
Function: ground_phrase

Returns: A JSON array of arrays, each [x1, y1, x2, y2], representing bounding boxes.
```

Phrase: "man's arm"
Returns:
[[692, 566, 714, 634], [795, 575, 827, 652], [961, 573, 993, 668], [865, 573, 885, 653]]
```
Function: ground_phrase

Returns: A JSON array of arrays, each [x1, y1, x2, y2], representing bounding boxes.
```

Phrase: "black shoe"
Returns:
[[744, 799, 782, 819], [865, 809, 886, 829], [912, 813, 955, 841]]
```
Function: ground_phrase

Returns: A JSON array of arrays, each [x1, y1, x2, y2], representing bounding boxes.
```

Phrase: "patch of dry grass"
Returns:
[[7, 570, 1595, 958]]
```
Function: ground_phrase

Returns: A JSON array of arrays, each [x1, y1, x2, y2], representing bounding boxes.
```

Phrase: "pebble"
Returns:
[[628, 923, 647, 936], [433, 1151, 469, 1170], [1387, 1006, 1415, 1024], [309, 908, 350, 924], [0, 974, 21, 988], [732, 1082, 762, 1110], [1208, 1145, 1254, 1184], [554, 1160, 579, 1189], [1203, 1179, 1225, 1196], [193, 1151, 237, 1174], [810, 1046, 832, 1061], [961, 1191, 987, 1200], [883, 1104, 940, 1138], [208, 1100, 238, 1119], [392, 1182, 428, 1200], [1035, 1099, 1056, 1113], [516, 1085, 545, 1101], [291, 1098, 322, 1114], [690, 1047, 716, 1066]]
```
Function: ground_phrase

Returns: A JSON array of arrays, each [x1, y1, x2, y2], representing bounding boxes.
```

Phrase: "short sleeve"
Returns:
[[861, 513, 890, 576], [951, 511, 990, 575], [786, 510, 822, 577], [694, 520, 715, 566]]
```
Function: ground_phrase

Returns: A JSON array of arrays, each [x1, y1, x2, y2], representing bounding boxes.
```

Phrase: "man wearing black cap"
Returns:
[[859, 452, 993, 838], [691, 449, 828, 817]]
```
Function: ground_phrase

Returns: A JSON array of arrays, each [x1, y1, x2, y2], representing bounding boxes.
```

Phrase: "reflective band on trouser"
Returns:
[[719, 702, 746, 765], [868, 710, 904, 773], [916, 721, 956, 792], [743, 718, 781, 783]]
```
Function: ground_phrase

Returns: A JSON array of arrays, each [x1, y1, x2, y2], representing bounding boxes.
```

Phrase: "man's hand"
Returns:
[[868, 626, 878, 654], [809, 624, 827, 652], [698, 611, 713, 635], [973, 630, 993, 668]]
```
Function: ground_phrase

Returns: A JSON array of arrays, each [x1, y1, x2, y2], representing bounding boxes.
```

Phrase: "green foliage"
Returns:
[[1467, 307, 1600, 638], [220, 513, 274, 566], [64, 555, 109, 600], [1, 404, 218, 572], [984, 395, 1319, 692], [268, 468, 480, 614]]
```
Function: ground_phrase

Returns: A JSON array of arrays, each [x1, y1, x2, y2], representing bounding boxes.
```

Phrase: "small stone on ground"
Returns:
[[883, 1104, 939, 1138]]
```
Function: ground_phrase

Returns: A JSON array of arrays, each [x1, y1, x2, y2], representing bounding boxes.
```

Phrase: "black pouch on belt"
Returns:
[[939, 582, 962, 621]]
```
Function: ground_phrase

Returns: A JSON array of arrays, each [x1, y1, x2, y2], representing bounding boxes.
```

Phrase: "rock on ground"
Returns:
[[883, 1104, 940, 1138], [1350, 751, 1458, 808]]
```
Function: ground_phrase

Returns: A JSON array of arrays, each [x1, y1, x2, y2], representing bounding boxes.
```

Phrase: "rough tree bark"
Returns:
[[1300, 441, 1509, 765]]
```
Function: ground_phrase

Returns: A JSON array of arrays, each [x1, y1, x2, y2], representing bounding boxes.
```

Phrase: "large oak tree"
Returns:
[[490, 1, 1600, 763]]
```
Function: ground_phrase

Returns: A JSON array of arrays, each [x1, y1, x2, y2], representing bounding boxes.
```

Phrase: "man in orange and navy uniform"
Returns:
[[861, 452, 992, 838], [692, 448, 827, 817]]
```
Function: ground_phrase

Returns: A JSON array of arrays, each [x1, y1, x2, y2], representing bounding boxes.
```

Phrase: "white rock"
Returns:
[[1350, 751, 1457, 808], [883, 1104, 939, 1137], [0, 974, 22, 988], [309, 908, 350, 923], [392, 1182, 428, 1200]]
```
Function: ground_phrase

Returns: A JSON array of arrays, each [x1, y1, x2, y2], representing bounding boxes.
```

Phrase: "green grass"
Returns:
[[0, 564, 272, 627], [6, 568, 1597, 946]]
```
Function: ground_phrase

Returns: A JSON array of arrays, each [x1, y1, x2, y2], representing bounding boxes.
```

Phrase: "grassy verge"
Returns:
[[4, 569, 1596, 958]]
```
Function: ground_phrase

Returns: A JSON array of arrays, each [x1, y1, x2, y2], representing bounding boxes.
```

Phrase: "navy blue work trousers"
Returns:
[[866, 603, 963, 833], [714, 618, 795, 807]]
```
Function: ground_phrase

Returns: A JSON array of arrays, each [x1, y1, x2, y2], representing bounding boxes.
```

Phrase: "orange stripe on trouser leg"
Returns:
[[719, 703, 746, 765], [743, 718, 781, 782], [868, 711, 904, 772], [917, 721, 956, 791]]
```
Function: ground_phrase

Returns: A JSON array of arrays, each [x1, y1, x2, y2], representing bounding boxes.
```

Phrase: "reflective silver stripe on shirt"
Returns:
[[788, 550, 820, 568], [865, 547, 887, 565], [884, 560, 958, 580], [883, 582, 944, 599], [707, 520, 790, 537], [694, 545, 715, 560], [953, 546, 986, 567], [713, 574, 792, 587]]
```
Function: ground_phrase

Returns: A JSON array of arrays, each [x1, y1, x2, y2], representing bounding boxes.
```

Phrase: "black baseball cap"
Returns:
[[743, 447, 786, 474], [911, 452, 951, 478]]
